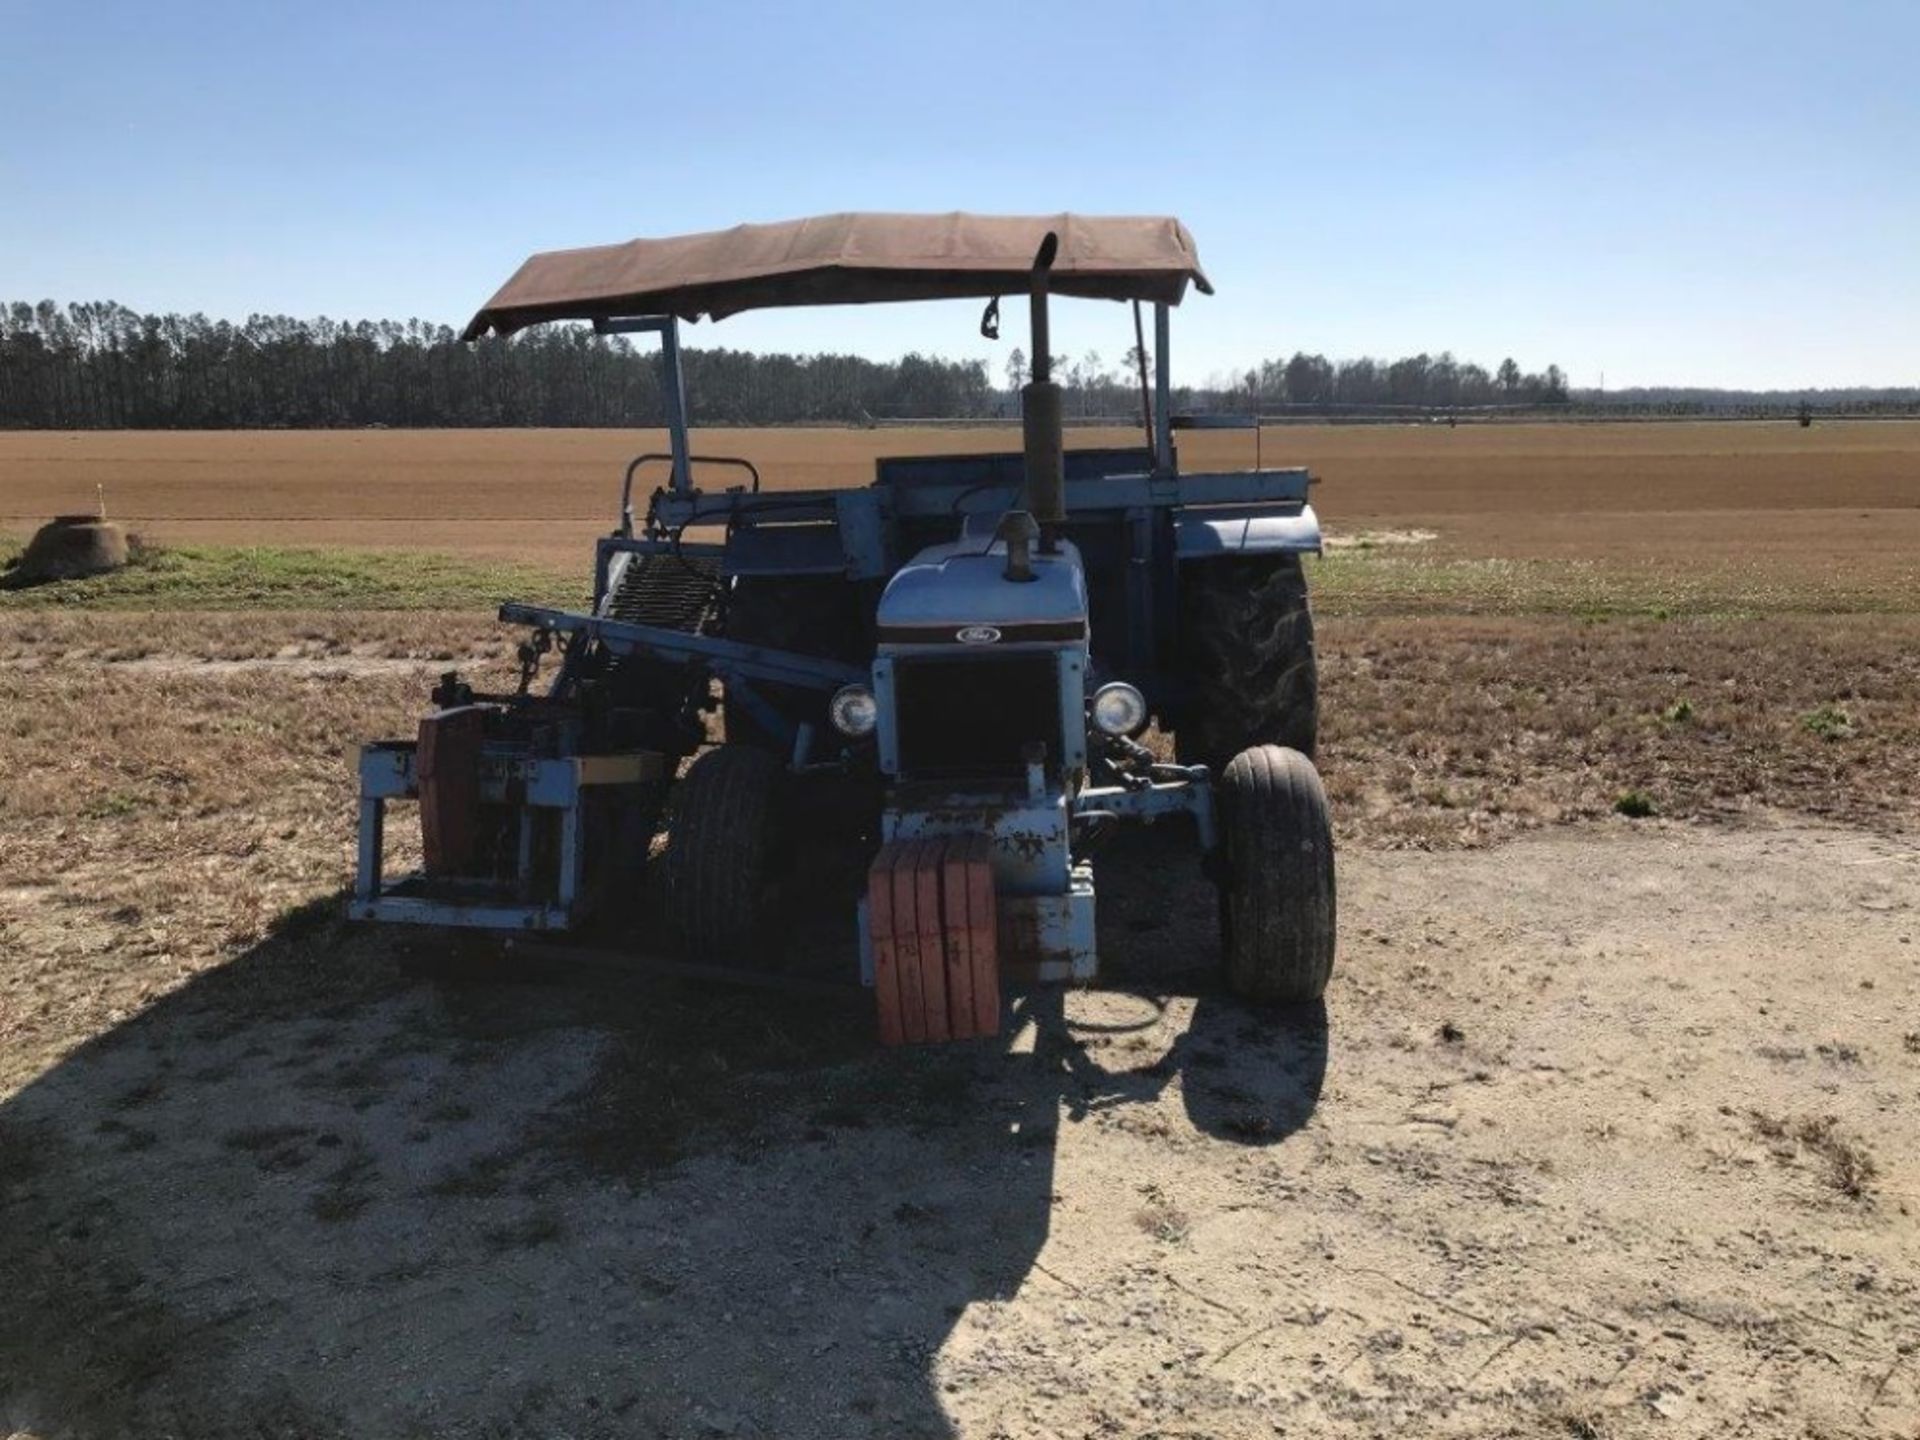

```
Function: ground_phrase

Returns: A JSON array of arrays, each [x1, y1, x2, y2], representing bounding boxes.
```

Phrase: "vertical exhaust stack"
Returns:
[[1022, 232, 1065, 541]]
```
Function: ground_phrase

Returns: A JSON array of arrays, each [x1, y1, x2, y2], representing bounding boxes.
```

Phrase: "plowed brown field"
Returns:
[[5, 422, 1918, 578]]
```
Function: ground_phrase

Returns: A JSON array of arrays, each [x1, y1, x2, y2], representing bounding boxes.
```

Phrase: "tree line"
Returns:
[[1235, 352, 1568, 409], [0, 302, 1000, 429], [50, 296, 1912, 430]]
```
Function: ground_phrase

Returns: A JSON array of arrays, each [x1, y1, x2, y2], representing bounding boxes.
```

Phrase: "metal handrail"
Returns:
[[620, 453, 763, 533]]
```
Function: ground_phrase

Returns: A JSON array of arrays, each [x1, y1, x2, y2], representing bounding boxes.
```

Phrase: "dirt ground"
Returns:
[[2, 423, 1918, 1437], [0, 606, 1914, 1438], [2, 812, 1915, 1439]]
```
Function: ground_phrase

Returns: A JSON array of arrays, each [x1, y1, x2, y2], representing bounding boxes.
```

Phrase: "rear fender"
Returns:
[[1174, 501, 1321, 560]]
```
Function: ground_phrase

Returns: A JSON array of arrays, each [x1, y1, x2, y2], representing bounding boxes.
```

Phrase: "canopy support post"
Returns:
[[595, 315, 693, 497], [1152, 303, 1173, 475], [659, 316, 692, 495]]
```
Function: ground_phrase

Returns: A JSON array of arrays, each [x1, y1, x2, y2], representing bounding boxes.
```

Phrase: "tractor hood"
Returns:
[[876, 532, 1087, 648]]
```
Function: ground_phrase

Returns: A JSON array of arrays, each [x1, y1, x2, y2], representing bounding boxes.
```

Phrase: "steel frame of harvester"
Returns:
[[350, 306, 1319, 941]]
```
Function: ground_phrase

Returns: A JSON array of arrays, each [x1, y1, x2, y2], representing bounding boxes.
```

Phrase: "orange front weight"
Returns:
[[868, 836, 1000, 1046]]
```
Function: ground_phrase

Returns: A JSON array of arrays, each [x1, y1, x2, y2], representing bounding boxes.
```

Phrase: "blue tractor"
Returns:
[[351, 213, 1333, 1040]]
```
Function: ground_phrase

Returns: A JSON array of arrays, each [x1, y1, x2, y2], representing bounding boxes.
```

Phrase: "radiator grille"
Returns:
[[893, 652, 1061, 777]]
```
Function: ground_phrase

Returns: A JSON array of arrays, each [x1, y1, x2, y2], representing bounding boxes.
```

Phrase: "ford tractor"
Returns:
[[350, 213, 1334, 1042]]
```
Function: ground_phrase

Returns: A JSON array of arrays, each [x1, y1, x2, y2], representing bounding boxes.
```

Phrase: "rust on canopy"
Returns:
[[462, 212, 1212, 338]]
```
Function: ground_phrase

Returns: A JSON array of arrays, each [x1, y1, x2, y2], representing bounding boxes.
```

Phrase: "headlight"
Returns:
[[829, 684, 879, 738], [1091, 682, 1148, 737]]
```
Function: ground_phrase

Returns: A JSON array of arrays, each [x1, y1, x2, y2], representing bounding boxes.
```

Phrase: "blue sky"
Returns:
[[3, 0, 1914, 389]]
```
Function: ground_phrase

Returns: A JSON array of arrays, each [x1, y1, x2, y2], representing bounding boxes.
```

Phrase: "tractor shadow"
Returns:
[[0, 826, 1326, 1439]]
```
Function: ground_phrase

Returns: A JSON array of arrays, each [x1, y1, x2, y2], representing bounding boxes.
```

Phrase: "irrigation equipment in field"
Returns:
[[350, 213, 1334, 1040]]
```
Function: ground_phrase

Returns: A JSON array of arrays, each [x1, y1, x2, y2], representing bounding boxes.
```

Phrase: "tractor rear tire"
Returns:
[[1216, 744, 1336, 1005], [1176, 554, 1318, 771], [660, 744, 787, 962]]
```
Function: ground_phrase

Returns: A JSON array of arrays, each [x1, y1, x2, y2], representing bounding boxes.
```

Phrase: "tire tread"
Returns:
[[1218, 743, 1336, 1003], [1177, 555, 1318, 769], [661, 745, 783, 960]]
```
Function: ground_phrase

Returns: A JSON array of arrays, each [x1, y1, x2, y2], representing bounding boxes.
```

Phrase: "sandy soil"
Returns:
[[2, 816, 1915, 1439]]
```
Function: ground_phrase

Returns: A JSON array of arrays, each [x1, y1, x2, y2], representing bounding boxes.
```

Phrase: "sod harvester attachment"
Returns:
[[351, 213, 1335, 1041]]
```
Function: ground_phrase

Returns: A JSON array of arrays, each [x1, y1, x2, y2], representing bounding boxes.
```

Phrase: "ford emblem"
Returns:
[[955, 625, 1002, 645]]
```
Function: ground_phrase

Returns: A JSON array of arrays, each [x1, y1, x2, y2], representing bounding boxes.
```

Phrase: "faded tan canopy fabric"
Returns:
[[461, 212, 1211, 339]]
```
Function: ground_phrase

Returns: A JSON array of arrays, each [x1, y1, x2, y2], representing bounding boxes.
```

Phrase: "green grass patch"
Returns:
[[1800, 703, 1856, 740], [1307, 550, 1914, 620], [1613, 789, 1659, 819], [0, 537, 579, 612], [1, 531, 1903, 622], [82, 790, 148, 819]]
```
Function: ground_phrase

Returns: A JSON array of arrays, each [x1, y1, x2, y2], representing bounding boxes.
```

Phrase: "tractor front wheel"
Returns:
[[1215, 744, 1336, 1004], [660, 744, 788, 961]]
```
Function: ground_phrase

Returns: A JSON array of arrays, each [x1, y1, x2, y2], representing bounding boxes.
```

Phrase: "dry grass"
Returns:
[[1748, 1111, 1881, 1200], [1133, 1201, 1193, 1244], [0, 537, 580, 613], [1310, 541, 1920, 618], [1316, 613, 1920, 847], [1549, 1406, 1613, 1440], [0, 606, 511, 661], [3, 603, 1917, 1091], [0, 616, 522, 1091]]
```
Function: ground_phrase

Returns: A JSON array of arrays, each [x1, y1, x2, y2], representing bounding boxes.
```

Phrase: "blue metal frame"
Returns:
[[1073, 770, 1216, 851], [501, 602, 866, 690], [352, 297, 1319, 987], [647, 466, 1312, 538], [879, 768, 1098, 982], [350, 743, 662, 931], [594, 316, 692, 496], [633, 464, 1316, 711]]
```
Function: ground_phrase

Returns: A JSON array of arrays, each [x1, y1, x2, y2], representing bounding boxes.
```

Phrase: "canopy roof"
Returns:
[[461, 212, 1211, 339]]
